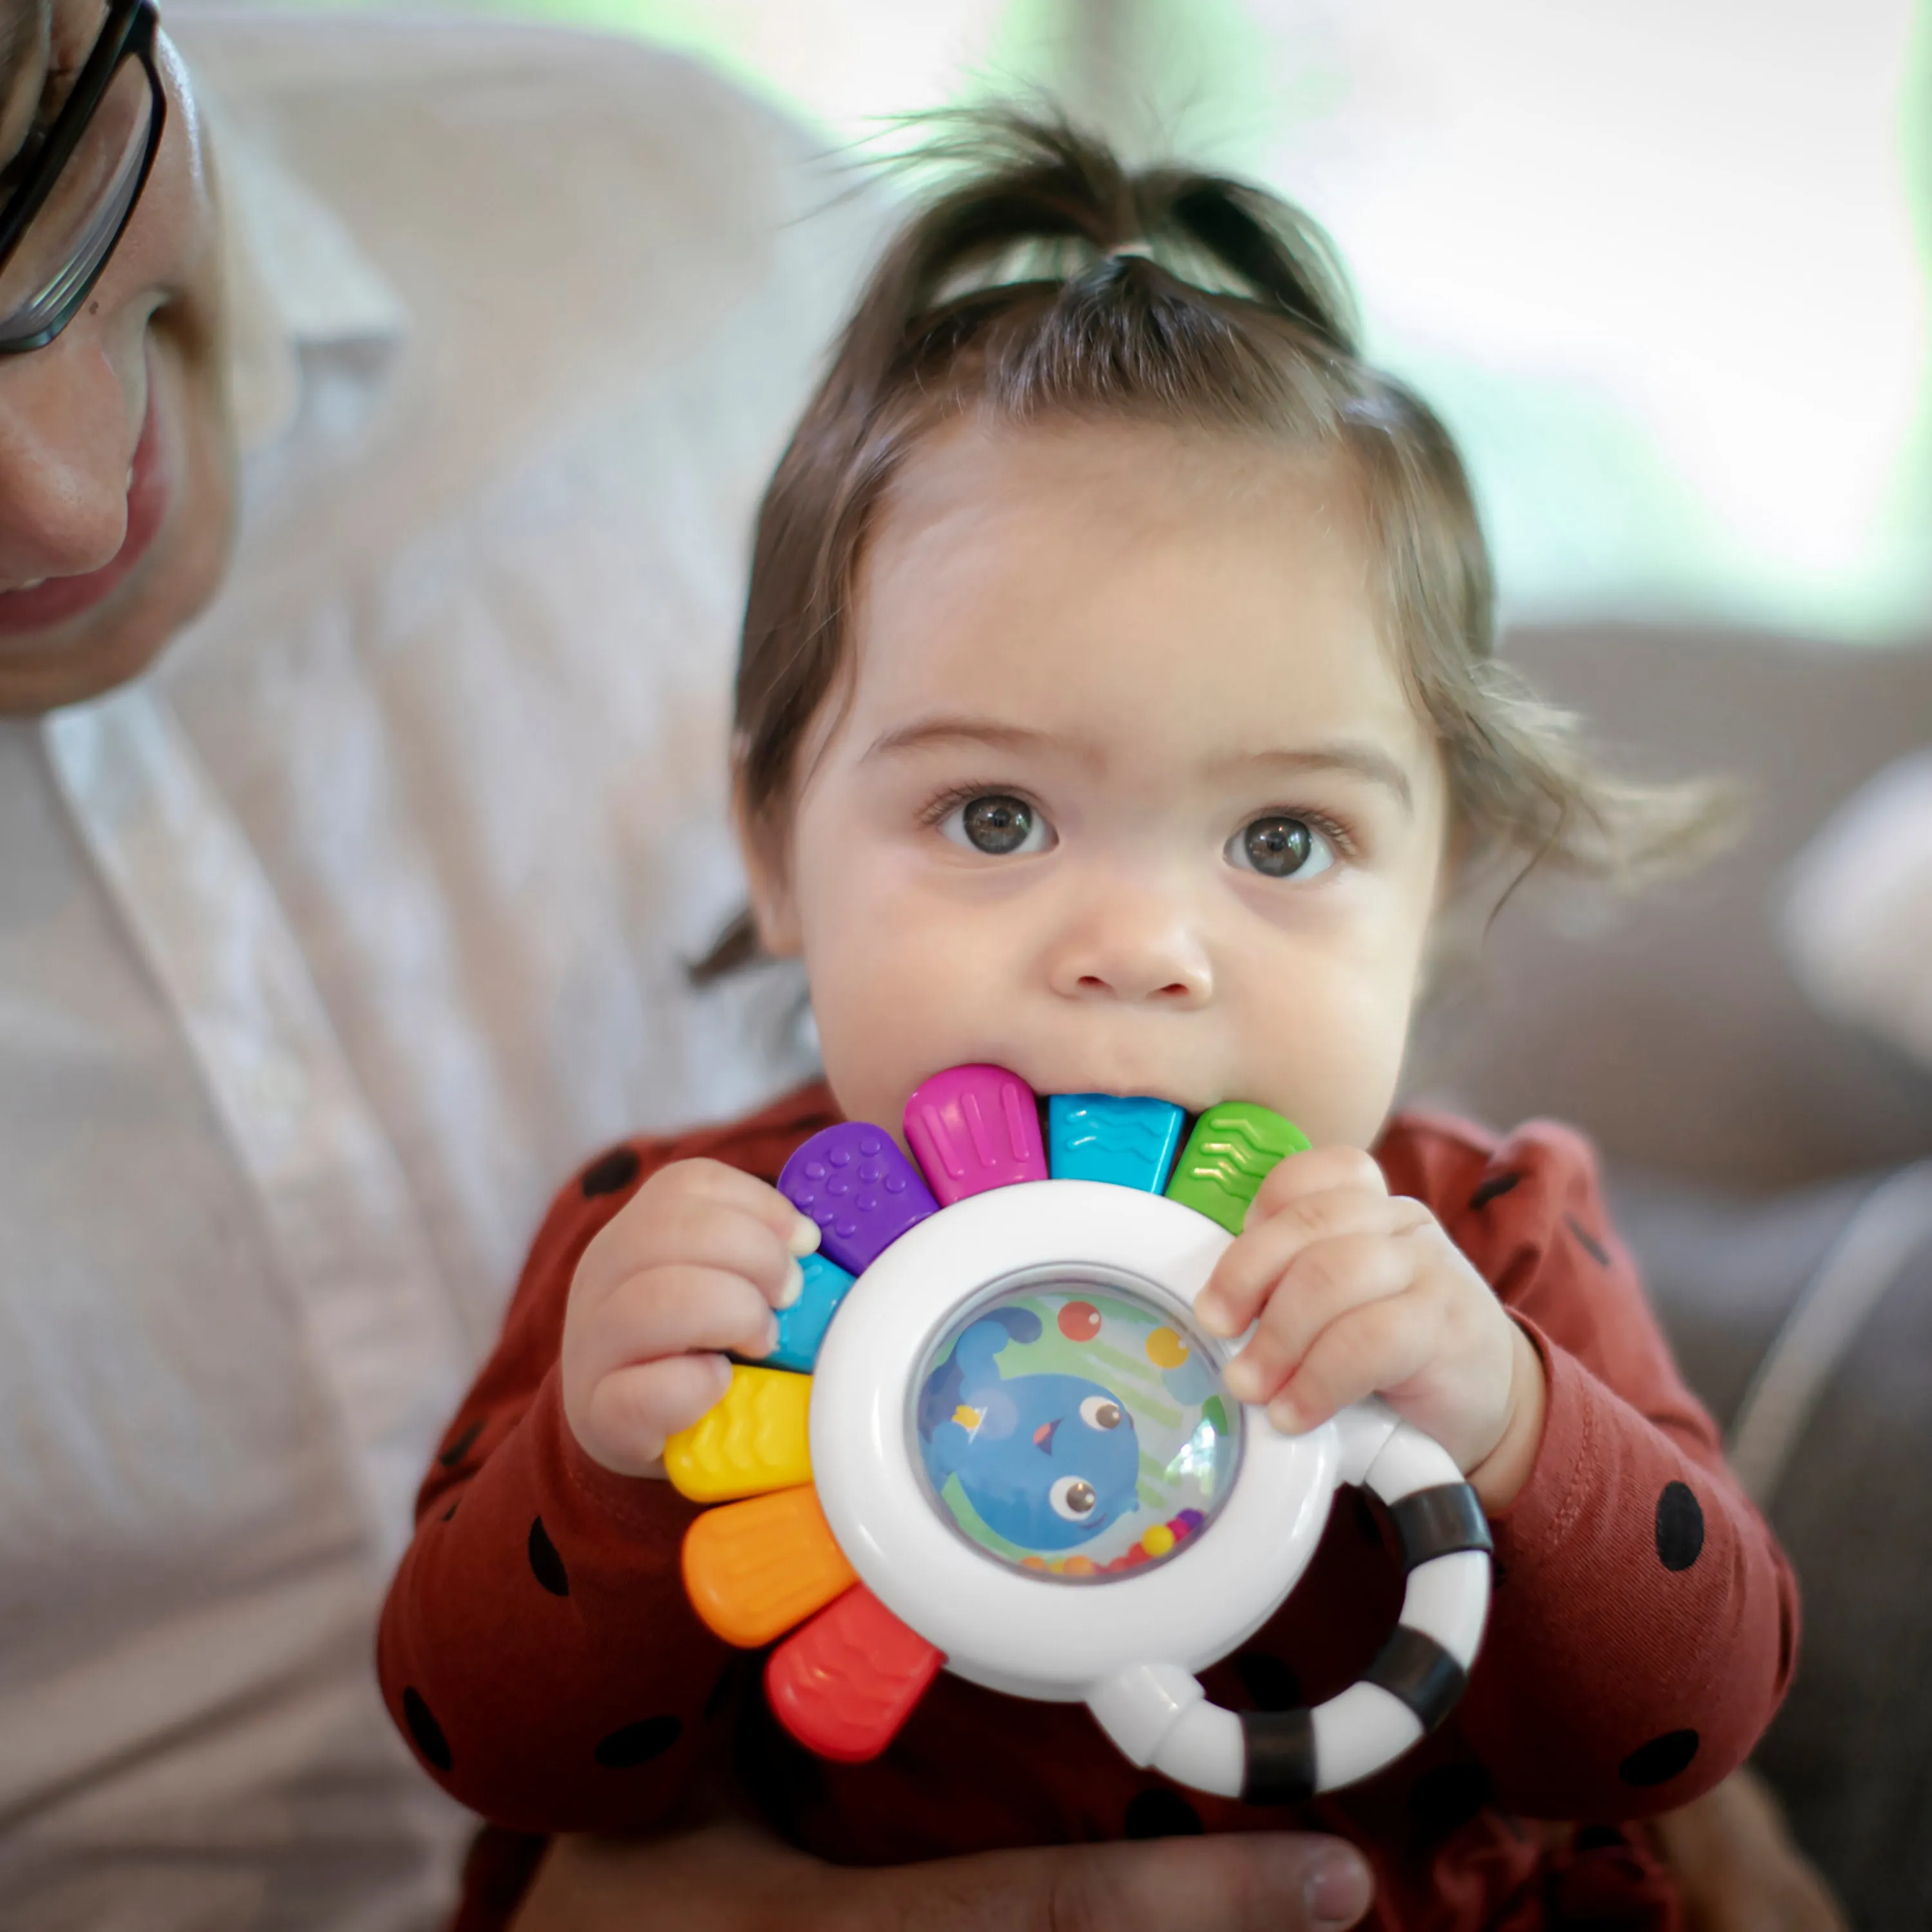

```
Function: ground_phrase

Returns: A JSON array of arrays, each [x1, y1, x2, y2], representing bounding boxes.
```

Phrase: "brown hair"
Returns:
[[699, 111, 1730, 978]]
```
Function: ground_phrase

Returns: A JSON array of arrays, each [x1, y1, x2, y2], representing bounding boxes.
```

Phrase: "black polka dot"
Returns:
[[594, 1716, 681, 1768], [440, 1501, 458, 1523], [1468, 1171, 1522, 1210], [1654, 1482, 1705, 1571], [1575, 1824, 1625, 1852], [1618, 1729, 1699, 1787], [437, 1419, 483, 1468], [527, 1517, 569, 1596], [1234, 1651, 1304, 1713], [402, 1688, 452, 1772], [581, 1147, 643, 1198], [1564, 1215, 1611, 1267], [1408, 1762, 1494, 1835], [1124, 1788, 1204, 1839]]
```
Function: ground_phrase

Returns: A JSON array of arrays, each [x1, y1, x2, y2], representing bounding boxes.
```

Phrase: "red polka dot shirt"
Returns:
[[378, 1085, 1797, 1932]]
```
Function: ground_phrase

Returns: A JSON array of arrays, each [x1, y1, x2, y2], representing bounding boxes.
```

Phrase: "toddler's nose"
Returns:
[[1046, 889, 1213, 1007]]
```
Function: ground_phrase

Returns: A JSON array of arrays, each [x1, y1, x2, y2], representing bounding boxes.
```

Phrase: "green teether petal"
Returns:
[[1164, 1103, 1312, 1235]]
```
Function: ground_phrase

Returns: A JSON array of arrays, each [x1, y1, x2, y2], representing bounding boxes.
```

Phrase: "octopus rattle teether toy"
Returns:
[[666, 1065, 1492, 1803]]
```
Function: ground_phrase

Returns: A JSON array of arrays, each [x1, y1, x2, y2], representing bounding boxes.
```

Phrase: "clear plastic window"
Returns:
[[910, 1273, 1241, 1582]]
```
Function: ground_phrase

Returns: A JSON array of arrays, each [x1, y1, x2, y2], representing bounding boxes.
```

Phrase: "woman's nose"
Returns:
[[0, 334, 138, 585], [1045, 884, 1215, 1007]]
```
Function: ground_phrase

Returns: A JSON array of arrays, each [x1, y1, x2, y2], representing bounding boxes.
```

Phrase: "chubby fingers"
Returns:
[[563, 1160, 822, 1473], [1195, 1148, 1424, 1341], [577, 1354, 737, 1475], [580, 1159, 820, 1313], [562, 1258, 772, 1475], [1211, 1220, 1432, 1414], [592, 1263, 790, 1368], [1247, 1144, 1389, 1222], [1236, 1247, 1445, 1432]]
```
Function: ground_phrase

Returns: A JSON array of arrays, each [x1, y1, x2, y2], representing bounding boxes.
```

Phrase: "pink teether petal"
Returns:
[[903, 1065, 1047, 1206]]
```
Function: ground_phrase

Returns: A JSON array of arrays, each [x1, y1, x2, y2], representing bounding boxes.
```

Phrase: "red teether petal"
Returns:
[[764, 1583, 944, 1763], [904, 1065, 1046, 1205]]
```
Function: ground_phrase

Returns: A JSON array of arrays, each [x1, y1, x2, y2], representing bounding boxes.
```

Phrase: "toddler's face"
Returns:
[[746, 418, 1451, 1151]]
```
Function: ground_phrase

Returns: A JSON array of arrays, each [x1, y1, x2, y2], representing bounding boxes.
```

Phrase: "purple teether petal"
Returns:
[[777, 1123, 938, 1275], [903, 1065, 1047, 1207]]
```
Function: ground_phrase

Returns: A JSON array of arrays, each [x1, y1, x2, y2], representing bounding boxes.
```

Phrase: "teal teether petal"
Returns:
[[767, 1253, 857, 1371], [1047, 1094, 1186, 1193]]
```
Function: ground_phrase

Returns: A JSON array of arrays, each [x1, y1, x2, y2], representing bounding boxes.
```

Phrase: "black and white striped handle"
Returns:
[[1086, 1405, 1492, 1803]]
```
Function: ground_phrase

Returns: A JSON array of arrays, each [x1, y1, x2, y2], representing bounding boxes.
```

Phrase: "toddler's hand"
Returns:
[[1193, 1146, 1545, 1510], [561, 1159, 821, 1477]]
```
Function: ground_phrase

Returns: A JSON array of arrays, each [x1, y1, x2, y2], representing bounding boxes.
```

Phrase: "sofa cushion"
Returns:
[[1405, 625, 1932, 1192], [1616, 1165, 1932, 1929]]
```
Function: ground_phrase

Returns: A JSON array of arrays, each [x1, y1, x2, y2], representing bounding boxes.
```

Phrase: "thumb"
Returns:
[[830, 1828, 1376, 1932]]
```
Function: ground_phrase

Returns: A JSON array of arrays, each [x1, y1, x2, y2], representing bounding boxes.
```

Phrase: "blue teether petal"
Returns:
[[1047, 1094, 1186, 1193], [766, 1252, 857, 1372]]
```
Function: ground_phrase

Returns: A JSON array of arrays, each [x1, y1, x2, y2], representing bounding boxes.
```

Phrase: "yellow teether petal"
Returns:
[[663, 1365, 813, 1502]]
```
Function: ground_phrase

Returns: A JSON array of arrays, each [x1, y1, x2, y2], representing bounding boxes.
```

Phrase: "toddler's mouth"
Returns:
[[995, 1054, 1220, 1119]]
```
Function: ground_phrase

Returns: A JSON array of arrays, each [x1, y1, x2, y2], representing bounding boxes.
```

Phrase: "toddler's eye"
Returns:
[[1227, 814, 1334, 880], [1079, 1395, 1124, 1432], [940, 793, 1052, 857], [1050, 1475, 1098, 1520]]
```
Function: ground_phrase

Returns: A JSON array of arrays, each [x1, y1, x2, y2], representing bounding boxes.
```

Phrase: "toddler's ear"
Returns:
[[731, 753, 802, 959]]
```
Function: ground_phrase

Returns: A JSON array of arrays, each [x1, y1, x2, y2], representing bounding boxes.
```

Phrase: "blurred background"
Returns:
[[214, 0, 1931, 646]]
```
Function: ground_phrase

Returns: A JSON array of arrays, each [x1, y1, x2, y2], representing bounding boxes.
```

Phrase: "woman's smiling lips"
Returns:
[[0, 384, 168, 637]]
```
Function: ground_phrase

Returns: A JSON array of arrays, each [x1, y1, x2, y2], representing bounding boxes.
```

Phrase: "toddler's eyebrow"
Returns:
[[1220, 744, 1414, 815], [865, 717, 1059, 762]]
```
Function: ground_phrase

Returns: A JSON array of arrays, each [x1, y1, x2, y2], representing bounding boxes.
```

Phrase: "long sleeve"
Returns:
[[1380, 1113, 1800, 1820], [377, 1086, 840, 1833]]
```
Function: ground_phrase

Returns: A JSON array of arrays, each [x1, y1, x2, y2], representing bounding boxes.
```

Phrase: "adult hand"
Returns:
[[1652, 1766, 1848, 1932], [510, 1812, 1374, 1932]]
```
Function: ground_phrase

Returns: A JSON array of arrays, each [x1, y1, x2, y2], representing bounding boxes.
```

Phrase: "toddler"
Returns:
[[381, 115, 1795, 1931]]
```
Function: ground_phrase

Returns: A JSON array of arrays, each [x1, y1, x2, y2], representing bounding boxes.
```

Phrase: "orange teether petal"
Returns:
[[683, 1485, 857, 1648]]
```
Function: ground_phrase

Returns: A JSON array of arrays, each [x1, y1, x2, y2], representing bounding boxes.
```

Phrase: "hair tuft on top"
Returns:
[[696, 106, 1734, 983]]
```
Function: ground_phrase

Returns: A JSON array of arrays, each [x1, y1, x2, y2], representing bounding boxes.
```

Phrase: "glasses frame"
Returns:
[[0, 0, 166, 355]]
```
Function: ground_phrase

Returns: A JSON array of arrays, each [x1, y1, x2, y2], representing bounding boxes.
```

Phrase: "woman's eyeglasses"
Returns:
[[0, 0, 165, 355]]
